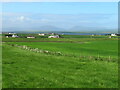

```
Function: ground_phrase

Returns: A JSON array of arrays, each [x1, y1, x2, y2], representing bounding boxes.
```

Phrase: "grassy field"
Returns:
[[2, 36, 118, 88], [7, 40, 118, 58]]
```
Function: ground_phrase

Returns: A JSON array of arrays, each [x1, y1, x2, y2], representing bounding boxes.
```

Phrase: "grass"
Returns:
[[2, 35, 118, 42], [61, 35, 110, 38], [2, 43, 118, 88], [2, 36, 118, 88], [7, 40, 118, 59]]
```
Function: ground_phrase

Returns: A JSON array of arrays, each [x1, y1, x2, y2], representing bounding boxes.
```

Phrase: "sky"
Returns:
[[1, 2, 118, 32], [1, 0, 119, 2]]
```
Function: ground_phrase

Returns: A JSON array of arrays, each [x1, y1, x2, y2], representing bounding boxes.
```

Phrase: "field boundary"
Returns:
[[5, 43, 118, 63]]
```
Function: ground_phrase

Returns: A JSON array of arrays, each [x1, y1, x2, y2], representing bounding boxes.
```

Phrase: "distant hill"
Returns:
[[2, 25, 66, 32], [32, 25, 66, 31]]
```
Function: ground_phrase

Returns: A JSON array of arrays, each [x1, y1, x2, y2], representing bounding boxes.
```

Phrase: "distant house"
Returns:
[[38, 33, 45, 36], [5, 34, 12, 38], [48, 33, 56, 35], [51, 33, 55, 35], [5, 34, 18, 38], [109, 36, 112, 38], [116, 33, 120, 36], [91, 34, 94, 36], [8, 32, 16, 34], [27, 36, 35, 38], [12, 34, 19, 38], [111, 33, 117, 36], [48, 35, 59, 38]]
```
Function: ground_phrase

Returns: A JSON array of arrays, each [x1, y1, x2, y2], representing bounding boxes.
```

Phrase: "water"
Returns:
[[58, 32, 110, 35]]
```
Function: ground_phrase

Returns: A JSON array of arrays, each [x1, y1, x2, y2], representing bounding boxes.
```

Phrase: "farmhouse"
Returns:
[[8, 32, 16, 34], [5, 34, 19, 38], [51, 33, 55, 35], [48, 33, 56, 35], [111, 34, 117, 36], [12, 34, 19, 38], [48, 35, 60, 38], [5, 34, 12, 38], [27, 36, 35, 38], [38, 33, 45, 36]]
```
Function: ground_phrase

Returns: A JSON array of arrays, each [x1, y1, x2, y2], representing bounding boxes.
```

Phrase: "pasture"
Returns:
[[2, 35, 118, 88]]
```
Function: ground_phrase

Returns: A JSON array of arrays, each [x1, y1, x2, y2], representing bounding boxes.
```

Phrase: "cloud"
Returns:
[[7, 15, 31, 22], [2, 12, 117, 31], [17, 16, 25, 21], [16, 16, 30, 21]]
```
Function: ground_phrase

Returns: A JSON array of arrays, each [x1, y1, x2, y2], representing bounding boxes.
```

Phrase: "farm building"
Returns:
[[12, 34, 19, 38], [48, 33, 56, 35], [38, 33, 45, 36], [5, 34, 12, 38], [8, 32, 16, 34], [27, 36, 35, 38], [48, 35, 60, 38], [116, 33, 120, 36], [111, 34, 117, 36], [91, 34, 94, 36], [5, 34, 19, 38]]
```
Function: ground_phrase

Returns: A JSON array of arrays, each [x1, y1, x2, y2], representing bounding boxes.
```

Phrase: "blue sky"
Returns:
[[3, 2, 117, 14], [2, 2, 118, 31]]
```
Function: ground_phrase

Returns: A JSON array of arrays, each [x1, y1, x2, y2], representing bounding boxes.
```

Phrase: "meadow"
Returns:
[[2, 35, 118, 88]]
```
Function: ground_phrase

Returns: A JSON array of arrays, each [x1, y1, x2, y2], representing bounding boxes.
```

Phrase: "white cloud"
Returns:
[[16, 16, 30, 21], [2, 12, 117, 30], [17, 16, 25, 21]]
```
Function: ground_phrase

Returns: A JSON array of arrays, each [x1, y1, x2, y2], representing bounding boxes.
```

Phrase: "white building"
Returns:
[[111, 34, 117, 36], [38, 33, 45, 36], [8, 32, 16, 34], [91, 34, 94, 36], [5, 34, 18, 38], [27, 36, 35, 38], [12, 34, 19, 38], [48, 35, 59, 38]]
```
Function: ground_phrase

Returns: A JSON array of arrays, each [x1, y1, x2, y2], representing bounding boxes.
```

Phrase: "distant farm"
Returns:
[[2, 32, 119, 88]]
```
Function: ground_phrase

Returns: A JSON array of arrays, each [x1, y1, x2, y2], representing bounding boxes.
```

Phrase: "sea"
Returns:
[[57, 32, 111, 35]]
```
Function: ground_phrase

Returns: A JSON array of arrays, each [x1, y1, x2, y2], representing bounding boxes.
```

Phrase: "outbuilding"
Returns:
[[48, 35, 59, 38], [27, 36, 35, 38], [5, 34, 12, 38], [38, 33, 45, 36], [5, 34, 19, 38], [111, 34, 117, 36]]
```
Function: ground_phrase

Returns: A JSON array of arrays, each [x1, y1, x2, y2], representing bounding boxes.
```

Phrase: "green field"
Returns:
[[7, 40, 118, 58], [2, 36, 118, 88]]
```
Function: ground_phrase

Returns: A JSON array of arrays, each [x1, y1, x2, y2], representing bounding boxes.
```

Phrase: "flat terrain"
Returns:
[[7, 40, 118, 58], [2, 36, 118, 88]]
